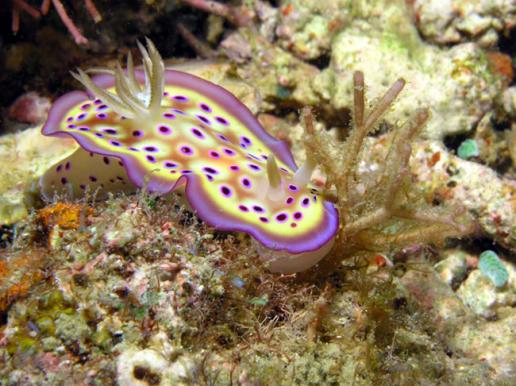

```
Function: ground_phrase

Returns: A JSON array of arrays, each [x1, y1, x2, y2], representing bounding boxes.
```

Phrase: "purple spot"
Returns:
[[229, 165, 240, 172], [215, 116, 229, 126], [79, 127, 90, 132], [164, 162, 177, 168], [313, 195, 318, 202], [97, 113, 108, 119], [61, 177, 67, 184], [80, 184, 86, 190], [293, 212, 303, 221], [203, 167, 218, 174], [56, 165, 62, 172], [197, 115, 211, 125], [172, 109, 186, 115], [239, 205, 249, 212], [103, 128, 117, 135], [220, 186, 232, 197], [181, 146, 193, 156], [241, 136, 252, 145], [181, 170, 192, 174], [259, 217, 269, 223], [200, 103, 212, 113], [146, 155, 156, 163], [253, 205, 264, 213], [286, 197, 294, 205], [261, 155, 269, 160], [163, 91, 169, 96], [163, 113, 176, 119], [276, 213, 288, 223], [80, 103, 91, 110], [241, 143, 248, 149], [301, 197, 310, 207], [209, 150, 220, 159], [158, 125, 172, 135], [280, 167, 289, 173], [65, 161, 71, 170], [288, 184, 298, 192], [248, 163, 261, 171], [223, 148, 236, 156], [241, 178, 251, 188], [67, 124, 76, 129], [191, 128, 205, 139], [77, 113, 87, 120], [206, 174, 214, 181], [110, 140, 121, 147], [89, 176, 97, 182], [172, 95, 188, 102], [217, 134, 229, 142], [132, 130, 143, 137], [128, 146, 139, 151], [97, 104, 108, 111], [144, 146, 158, 152], [66, 116, 74, 122], [103, 156, 110, 165], [94, 99, 102, 105], [94, 132, 104, 138]]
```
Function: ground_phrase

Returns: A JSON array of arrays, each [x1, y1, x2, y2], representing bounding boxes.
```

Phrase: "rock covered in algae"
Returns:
[[117, 332, 197, 386], [434, 249, 469, 288], [275, 0, 351, 60], [452, 313, 516, 381], [457, 256, 515, 318], [0, 127, 78, 225], [413, 0, 516, 47], [410, 140, 516, 251], [313, 32, 503, 139]]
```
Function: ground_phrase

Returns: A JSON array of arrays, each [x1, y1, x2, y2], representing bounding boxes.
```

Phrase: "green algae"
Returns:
[[458, 139, 480, 159], [478, 250, 509, 288]]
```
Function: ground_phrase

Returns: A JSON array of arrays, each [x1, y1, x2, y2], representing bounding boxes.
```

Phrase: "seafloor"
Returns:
[[0, 1, 515, 385]]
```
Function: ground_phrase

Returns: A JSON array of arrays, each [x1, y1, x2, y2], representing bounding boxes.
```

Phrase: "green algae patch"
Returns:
[[458, 139, 479, 159], [478, 250, 509, 288]]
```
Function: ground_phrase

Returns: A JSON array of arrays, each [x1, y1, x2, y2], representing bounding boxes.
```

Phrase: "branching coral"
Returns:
[[11, 0, 102, 44], [301, 71, 473, 267]]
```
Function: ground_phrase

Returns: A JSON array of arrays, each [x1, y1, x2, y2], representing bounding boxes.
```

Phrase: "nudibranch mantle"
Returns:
[[40, 43, 339, 267]]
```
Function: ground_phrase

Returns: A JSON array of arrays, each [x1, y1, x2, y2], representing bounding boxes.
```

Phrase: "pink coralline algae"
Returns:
[[40, 40, 339, 272]]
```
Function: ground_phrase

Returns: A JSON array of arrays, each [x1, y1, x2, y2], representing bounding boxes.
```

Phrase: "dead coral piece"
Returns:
[[302, 71, 472, 265], [182, 0, 254, 27], [10, 0, 102, 45]]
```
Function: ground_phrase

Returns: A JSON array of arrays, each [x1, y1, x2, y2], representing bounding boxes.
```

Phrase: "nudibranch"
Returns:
[[40, 40, 339, 273]]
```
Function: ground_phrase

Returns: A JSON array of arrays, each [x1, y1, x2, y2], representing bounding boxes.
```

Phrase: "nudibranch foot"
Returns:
[[40, 147, 136, 200], [40, 40, 340, 267], [256, 237, 335, 274]]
